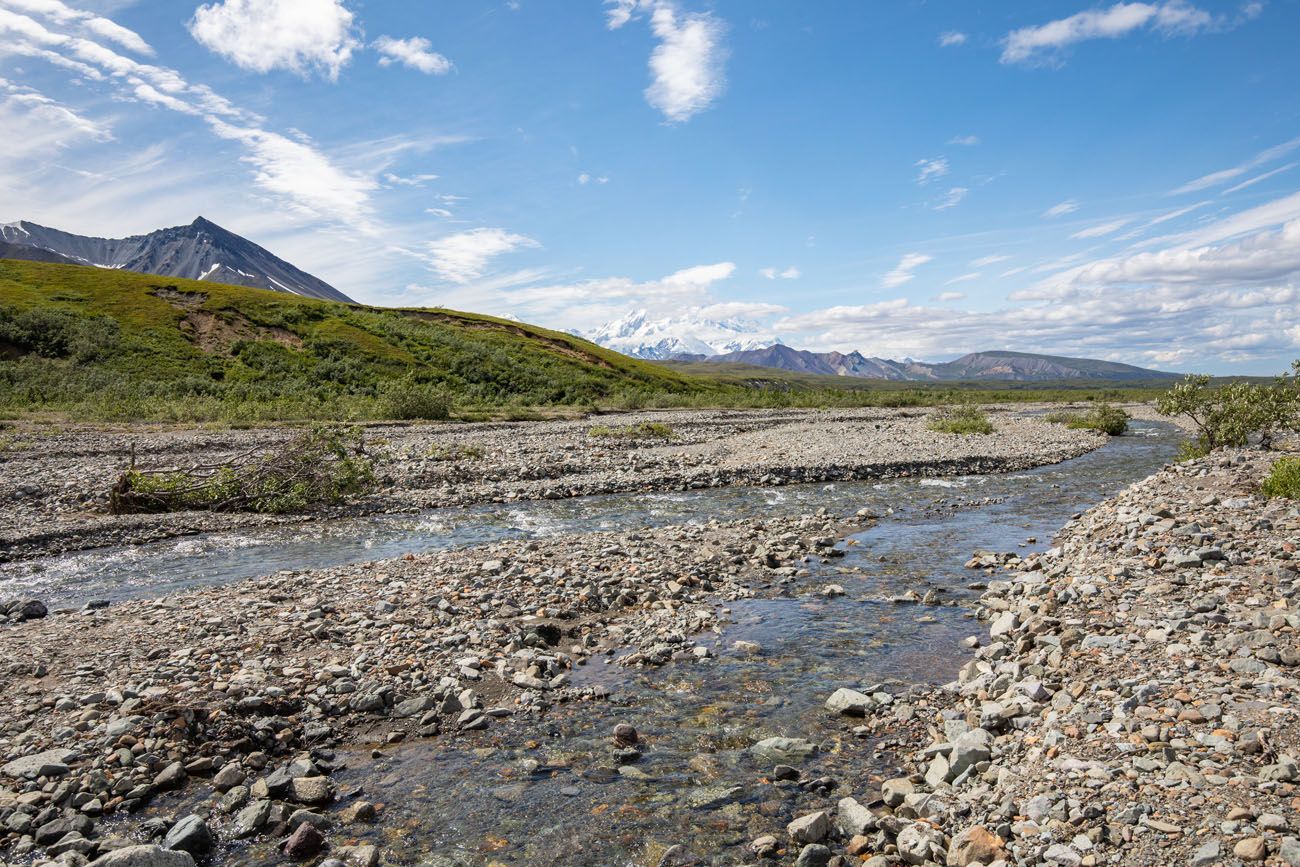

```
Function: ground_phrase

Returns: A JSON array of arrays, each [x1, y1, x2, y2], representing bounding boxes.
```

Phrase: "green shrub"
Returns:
[[427, 443, 484, 461], [928, 405, 994, 435], [1157, 368, 1299, 457], [383, 382, 452, 420], [1261, 456, 1300, 499], [588, 421, 677, 440], [110, 425, 375, 514]]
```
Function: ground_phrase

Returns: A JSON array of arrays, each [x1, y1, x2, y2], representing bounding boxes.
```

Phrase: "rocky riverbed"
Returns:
[[783, 448, 1300, 867], [0, 407, 1103, 561]]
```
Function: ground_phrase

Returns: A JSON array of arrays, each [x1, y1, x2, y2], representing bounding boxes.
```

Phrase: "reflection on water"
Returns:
[[80, 422, 1181, 867]]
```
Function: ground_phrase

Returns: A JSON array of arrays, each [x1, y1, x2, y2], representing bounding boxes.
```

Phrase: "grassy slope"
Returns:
[[0, 260, 1173, 422], [0, 260, 701, 420]]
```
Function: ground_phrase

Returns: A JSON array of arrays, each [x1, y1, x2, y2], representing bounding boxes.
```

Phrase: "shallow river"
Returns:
[[9, 421, 1179, 866]]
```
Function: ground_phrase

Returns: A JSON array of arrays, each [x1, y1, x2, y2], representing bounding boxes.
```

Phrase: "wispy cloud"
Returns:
[[578, 172, 610, 185], [759, 266, 800, 280], [1002, 1, 1216, 65], [1172, 136, 1300, 194], [882, 252, 932, 288], [1042, 199, 1079, 218], [915, 157, 949, 184], [372, 35, 452, 75], [944, 273, 979, 285], [1071, 217, 1130, 239], [934, 186, 968, 210], [427, 228, 541, 283], [935, 291, 966, 301], [938, 31, 967, 47], [948, 134, 980, 146], [1221, 161, 1297, 195], [971, 254, 1010, 267]]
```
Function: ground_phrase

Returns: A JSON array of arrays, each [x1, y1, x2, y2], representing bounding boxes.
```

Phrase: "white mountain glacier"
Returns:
[[587, 309, 781, 359]]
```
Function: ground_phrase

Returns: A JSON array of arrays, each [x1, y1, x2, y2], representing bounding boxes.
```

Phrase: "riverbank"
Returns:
[[0, 406, 1104, 562], [797, 447, 1300, 866], [0, 508, 874, 864]]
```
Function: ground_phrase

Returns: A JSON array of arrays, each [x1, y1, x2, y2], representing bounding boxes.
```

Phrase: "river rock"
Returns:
[[89, 846, 196, 867], [825, 687, 874, 716], [787, 811, 830, 843], [162, 815, 212, 856]]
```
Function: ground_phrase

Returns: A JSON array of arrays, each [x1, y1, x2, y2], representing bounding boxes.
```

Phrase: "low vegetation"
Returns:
[[927, 405, 994, 435], [1261, 456, 1300, 499], [0, 260, 1212, 422], [1157, 364, 1300, 459], [1043, 403, 1130, 435], [426, 443, 485, 461], [588, 421, 677, 440], [109, 426, 375, 514]]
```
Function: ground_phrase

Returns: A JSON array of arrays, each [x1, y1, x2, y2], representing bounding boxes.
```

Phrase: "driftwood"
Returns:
[[109, 426, 374, 515]]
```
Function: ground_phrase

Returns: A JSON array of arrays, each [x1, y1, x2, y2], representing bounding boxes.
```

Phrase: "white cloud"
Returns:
[[915, 157, 949, 184], [1172, 137, 1300, 194], [427, 228, 541, 283], [383, 172, 438, 187], [1071, 218, 1131, 239], [1043, 199, 1079, 218], [948, 134, 980, 146], [578, 172, 610, 185], [207, 119, 377, 226], [662, 261, 734, 286], [0, 80, 112, 160], [971, 254, 1010, 267], [645, 2, 727, 122], [944, 273, 979, 286], [934, 186, 968, 210], [608, 1, 727, 122], [372, 35, 452, 75], [189, 0, 360, 80], [2, 0, 153, 55], [938, 31, 967, 46], [935, 291, 966, 301], [1002, 1, 1215, 65], [882, 252, 932, 288], [759, 265, 800, 280]]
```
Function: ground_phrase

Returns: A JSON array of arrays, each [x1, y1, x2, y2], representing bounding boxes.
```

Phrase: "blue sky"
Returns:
[[2, 0, 1299, 373]]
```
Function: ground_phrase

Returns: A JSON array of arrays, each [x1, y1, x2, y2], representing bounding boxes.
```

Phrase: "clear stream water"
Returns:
[[7, 422, 1180, 866]]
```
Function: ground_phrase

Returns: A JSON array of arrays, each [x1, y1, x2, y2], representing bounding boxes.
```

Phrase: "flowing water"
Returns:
[[8, 422, 1179, 865]]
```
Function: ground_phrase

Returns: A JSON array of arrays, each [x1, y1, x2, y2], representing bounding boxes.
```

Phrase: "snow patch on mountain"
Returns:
[[587, 309, 781, 359]]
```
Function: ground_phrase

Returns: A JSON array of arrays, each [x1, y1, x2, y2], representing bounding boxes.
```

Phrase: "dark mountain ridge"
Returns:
[[683, 346, 1177, 382], [0, 217, 352, 303]]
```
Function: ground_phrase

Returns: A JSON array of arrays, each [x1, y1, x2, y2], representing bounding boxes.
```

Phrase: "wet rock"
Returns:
[[787, 811, 830, 844], [750, 737, 818, 764], [288, 776, 334, 805], [234, 800, 272, 838], [613, 723, 639, 746], [162, 815, 212, 856], [837, 797, 875, 837], [825, 688, 873, 716], [794, 844, 831, 867], [283, 822, 325, 860]]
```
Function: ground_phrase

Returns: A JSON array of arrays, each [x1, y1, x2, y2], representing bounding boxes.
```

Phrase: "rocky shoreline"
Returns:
[[786, 448, 1300, 867], [0, 407, 1103, 562]]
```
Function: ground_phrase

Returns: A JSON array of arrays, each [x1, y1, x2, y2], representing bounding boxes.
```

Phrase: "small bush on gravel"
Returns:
[[1158, 364, 1299, 458], [928, 405, 994, 435], [1262, 456, 1300, 499], [383, 382, 452, 420], [588, 422, 676, 440], [1045, 403, 1129, 435], [110, 426, 375, 514]]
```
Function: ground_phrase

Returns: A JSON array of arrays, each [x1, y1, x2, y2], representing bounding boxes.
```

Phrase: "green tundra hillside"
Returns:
[[0, 260, 704, 421]]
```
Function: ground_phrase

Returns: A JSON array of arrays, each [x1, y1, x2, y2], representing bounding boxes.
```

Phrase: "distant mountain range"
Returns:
[[587, 312, 1177, 381], [0, 217, 352, 303], [693, 346, 1177, 381], [586, 308, 780, 359]]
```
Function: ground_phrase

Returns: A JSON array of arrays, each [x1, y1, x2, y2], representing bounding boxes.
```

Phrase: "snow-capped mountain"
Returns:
[[0, 217, 353, 303], [586, 309, 781, 359]]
